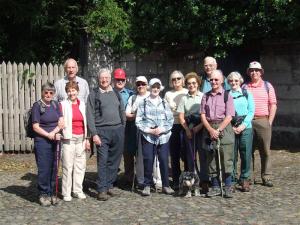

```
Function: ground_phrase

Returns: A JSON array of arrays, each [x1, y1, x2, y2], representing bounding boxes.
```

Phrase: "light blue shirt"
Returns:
[[230, 88, 255, 128], [201, 75, 231, 93], [118, 88, 134, 107], [135, 97, 174, 145]]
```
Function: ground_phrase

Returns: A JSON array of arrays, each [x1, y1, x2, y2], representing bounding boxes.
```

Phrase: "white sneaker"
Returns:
[[142, 186, 151, 196], [73, 192, 86, 199], [63, 196, 72, 202]]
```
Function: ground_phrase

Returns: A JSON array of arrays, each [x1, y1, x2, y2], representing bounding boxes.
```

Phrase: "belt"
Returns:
[[253, 115, 268, 120]]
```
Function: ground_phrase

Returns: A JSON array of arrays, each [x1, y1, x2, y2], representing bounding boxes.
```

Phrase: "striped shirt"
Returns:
[[135, 96, 174, 145], [243, 80, 277, 116]]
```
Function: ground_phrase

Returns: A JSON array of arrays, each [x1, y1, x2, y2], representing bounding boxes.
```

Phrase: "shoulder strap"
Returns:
[[241, 88, 248, 99], [264, 81, 270, 94], [131, 95, 137, 105], [224, 90, 229, 103], [143, 98, 147, 119], [200, 74, 206, 92]]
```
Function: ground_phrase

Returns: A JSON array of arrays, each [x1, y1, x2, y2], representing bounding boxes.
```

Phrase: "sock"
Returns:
[[225, 173, 232, 187], [211, 177, 220, 187]]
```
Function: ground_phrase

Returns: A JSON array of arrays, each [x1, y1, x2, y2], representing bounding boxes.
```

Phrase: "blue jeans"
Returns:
[[142, 137, 170, 187], [96, 126, 124, 193], [34, 138, 57, 196]]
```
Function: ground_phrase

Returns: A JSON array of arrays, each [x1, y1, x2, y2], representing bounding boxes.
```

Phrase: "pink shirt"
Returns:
[[200, 88, 235, 121], [244, 80, 277, 116]]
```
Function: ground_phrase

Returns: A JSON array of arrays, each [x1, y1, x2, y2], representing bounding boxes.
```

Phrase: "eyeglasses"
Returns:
[[172, 77, 182, 81], [209, 78, 219, 82], [249, 68, 261, 73], [229, 79, 239, 83], [44, 91, 54, 95], [187, 81, 197, 86], [116, 79, 126, 83], [136, 82, 147, 87], [151, 84, 161, 89]]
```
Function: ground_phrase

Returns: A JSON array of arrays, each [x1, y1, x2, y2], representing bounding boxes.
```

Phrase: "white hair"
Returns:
[[227, 71, 244, 84], [98, 68, 111, 79]]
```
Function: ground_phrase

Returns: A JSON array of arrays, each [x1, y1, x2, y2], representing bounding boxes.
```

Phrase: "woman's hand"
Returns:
[[235, 124, 246, 134], [84, 139, 91, 151], [54, 133, 61, 141], [186, 128, 193, 139], [47, 132, 56, 140]]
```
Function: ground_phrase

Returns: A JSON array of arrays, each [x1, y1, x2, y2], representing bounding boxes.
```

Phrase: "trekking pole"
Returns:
[[54, 139, 61, 204], [131, 152, 137, 192], [216, 138, 223, 197]]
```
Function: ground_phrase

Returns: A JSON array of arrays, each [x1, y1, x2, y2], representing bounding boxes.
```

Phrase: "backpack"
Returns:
[[93, 87, 124, 125], [24, 100, 58, 138]]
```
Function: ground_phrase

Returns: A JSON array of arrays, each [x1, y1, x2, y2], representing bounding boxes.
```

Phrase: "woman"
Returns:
[[177, 72, 208, 193], [32, 82, 63, 206], [227, 71, 255, 192], [60, 81, 90, 201], [135, 78, 174, 196], [125, 76, 150, 188], [164, 71, 188, 189]]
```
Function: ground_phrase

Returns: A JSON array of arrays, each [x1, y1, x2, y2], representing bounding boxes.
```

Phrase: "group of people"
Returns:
[[31, 56, 277, 206]]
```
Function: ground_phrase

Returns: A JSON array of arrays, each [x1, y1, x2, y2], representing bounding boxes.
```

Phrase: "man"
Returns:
[[54, 58, 89, 103], [86, 68, 126, 201], [243, 61, 277, 187], [200, 56, 230, 93], [112, 68, 135, 184], [200, 70, 235, 198]]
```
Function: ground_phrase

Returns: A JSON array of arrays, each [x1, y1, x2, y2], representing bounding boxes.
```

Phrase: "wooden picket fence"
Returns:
[[0, 61, 64, 153]]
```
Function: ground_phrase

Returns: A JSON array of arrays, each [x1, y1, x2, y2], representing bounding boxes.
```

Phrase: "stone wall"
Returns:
[[261, 41, 300, 149], [85, 40, 300, 149]]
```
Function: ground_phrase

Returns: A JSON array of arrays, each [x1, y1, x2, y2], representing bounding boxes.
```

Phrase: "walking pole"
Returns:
[[216, 138, 223, 197], [54, 139, 61, 203]]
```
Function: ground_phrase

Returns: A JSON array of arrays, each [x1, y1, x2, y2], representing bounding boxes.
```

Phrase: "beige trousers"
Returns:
[[61, 135, 86, 197]]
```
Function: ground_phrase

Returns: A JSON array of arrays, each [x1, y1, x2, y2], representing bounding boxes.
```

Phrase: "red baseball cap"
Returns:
[[113, 68, 126, 79]]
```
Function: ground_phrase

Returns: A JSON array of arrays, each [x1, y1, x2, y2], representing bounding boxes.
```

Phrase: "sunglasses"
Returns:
[[116, 79, 126, 83], [172, 77, 182, 81], [136, 82, 147, 87], [187, 81, 197, 86], [209, 78, 219, 82], [249, 68, 261, 73], [229, 79, 239, 83], [44, 91, 54, 95]]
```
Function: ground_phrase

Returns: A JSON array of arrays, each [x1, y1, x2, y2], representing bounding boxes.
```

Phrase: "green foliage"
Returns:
[[0, 0, 299, 61], [84, 0, 133, 56]]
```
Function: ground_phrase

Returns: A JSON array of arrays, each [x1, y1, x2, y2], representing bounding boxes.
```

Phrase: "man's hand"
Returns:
[[209, 128, 220, 140], [186, 129, 193, 139], [93, 135, 102, 146]]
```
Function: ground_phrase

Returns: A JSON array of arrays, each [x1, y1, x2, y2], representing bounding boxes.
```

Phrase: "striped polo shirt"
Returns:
[[243, 79, 277, 116]]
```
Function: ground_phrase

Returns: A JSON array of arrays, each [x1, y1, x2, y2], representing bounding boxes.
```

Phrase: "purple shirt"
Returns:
[[32, 101, 62, 139], [200, 88, 235, 121]]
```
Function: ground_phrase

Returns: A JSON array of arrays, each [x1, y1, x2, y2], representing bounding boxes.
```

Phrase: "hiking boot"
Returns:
[[224, 186, 233, 198], [241, 180, 250, 192], [73, 192, 86, 199], [97, 192, 110, 201], [262, 178, 273, 187], [200, 182, 209, 194], [206, 187, 221, 198], [107, 188, 120, 197], [141, 186, 151, 196], [162, 186, 175, 195], [39, 195, 51, 207]]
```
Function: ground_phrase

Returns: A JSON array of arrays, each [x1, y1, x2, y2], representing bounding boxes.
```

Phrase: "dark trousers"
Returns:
[[182, 132, 196, 172], [169, 124, 185, 186], [34, 138, 57, 196], [233, 128, 253, 182], [142, 137, 170, 187], [96, 125, 124, 193]]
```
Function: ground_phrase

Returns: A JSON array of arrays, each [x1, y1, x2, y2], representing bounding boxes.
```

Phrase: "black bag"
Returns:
[[231, 115, 246, 127], [185, 114, 201, 126]]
